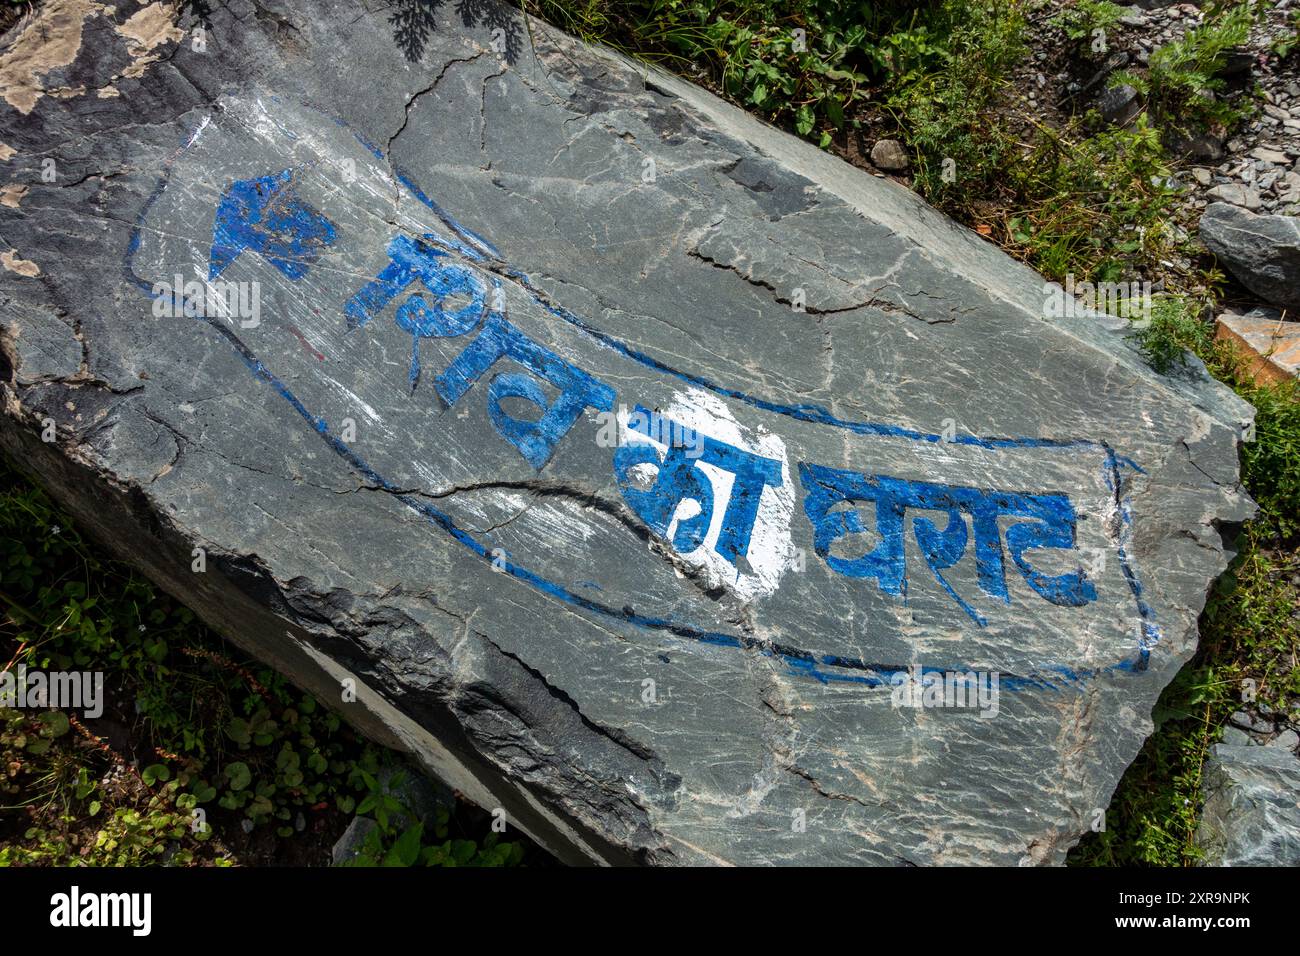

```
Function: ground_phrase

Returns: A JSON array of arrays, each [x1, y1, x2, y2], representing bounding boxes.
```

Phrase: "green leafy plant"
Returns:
[[0, 705, 217, 865], [885, 0, 1027, 204], [339, 770, 525, 867], [1051, 0, 1128, 45], [0, 456, 531, 866], [1113, 1, 1256, 134], [1005, 115, 1186, 283], [1271, 8, 1300, 59], [525, 0, 950, 148], [1127, 294, 1213, 374]]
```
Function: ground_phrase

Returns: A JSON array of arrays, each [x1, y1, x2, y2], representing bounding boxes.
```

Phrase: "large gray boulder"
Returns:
[[1200, 202, 1300, 313], [1197, 743, 1300, 866], [0, 0, 1256, 864]]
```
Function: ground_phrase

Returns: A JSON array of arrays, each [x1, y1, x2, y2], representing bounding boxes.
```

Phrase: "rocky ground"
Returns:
[[1007, 2, 1297, 220], [1124, 2, 1300, 216], [843, 2, 1299, 311]]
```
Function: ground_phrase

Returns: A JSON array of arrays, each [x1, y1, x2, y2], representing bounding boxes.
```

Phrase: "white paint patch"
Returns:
[[185, 114, 212, 149], [327, 380, 385, 428], [620, 387, 796, 601], [530, 498, 599, 556]]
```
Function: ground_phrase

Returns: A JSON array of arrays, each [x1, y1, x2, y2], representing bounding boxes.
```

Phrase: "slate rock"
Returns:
[[1171, 133, 1226, 164], [1200, 203, 1300, 311], [1219, 725, 1251, 747], [1097, 84, 1140, 127], [0, 0, 1257, 865], [331, 816, 380, 866], [1215, 49, 1255, 79], [1268, 729, 1300, 751], [1206, 183, 1263, 210], [869, 138, 910, 171], [1074, 52, 1131, 103], [332, 764, 448, 863], [1248, 146, 1291, 165], [1197, 744, 1300, 866], [1230, 708, 1275, 734]]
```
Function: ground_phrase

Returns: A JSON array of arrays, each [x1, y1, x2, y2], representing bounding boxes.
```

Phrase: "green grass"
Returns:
[[882, 1, 1027, 200]]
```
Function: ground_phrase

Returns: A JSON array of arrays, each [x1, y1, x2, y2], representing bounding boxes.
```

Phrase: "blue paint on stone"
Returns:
[[614, 405, 782, 565], [435, 311, 616, 470], [799, 462, 1097, 626], [119, 111, 1166, 692], [208, 169, 337, 280], [344, 233, 488, 390]]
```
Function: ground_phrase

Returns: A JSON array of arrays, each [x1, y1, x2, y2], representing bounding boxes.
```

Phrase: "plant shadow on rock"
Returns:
[[389, 0, 523, 64]]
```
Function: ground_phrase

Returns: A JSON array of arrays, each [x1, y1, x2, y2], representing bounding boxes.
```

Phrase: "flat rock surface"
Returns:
[[1216, 309, 1300, 384], [1197, 743, 1300, 866], [0, 0, 1257, 864], [1200, 202, 1300, 313]]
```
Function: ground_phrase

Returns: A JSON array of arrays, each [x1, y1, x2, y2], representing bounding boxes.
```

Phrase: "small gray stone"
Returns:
[[1230, 707, 1276, 733], [331, 816, 379, 866], [1266, 729, 1299, 751], [1273, 171, 1300, 198], [870, 138, 910, 172], [1174, 133, 1226, 163], [1200, 203, 1300, 310], [1220, 725, 1251, 746], [1216, 49, 1254, 79], [1097, 84, 1140, 127], [1250, 147, 1291, 165]]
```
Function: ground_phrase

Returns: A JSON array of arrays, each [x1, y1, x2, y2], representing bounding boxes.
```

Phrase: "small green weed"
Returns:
[[1113, 2, 1256, 135]]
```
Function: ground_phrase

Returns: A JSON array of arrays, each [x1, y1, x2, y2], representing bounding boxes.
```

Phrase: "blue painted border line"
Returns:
[[341, 114, 1161, 662], [118, 107, 1165, 691]]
